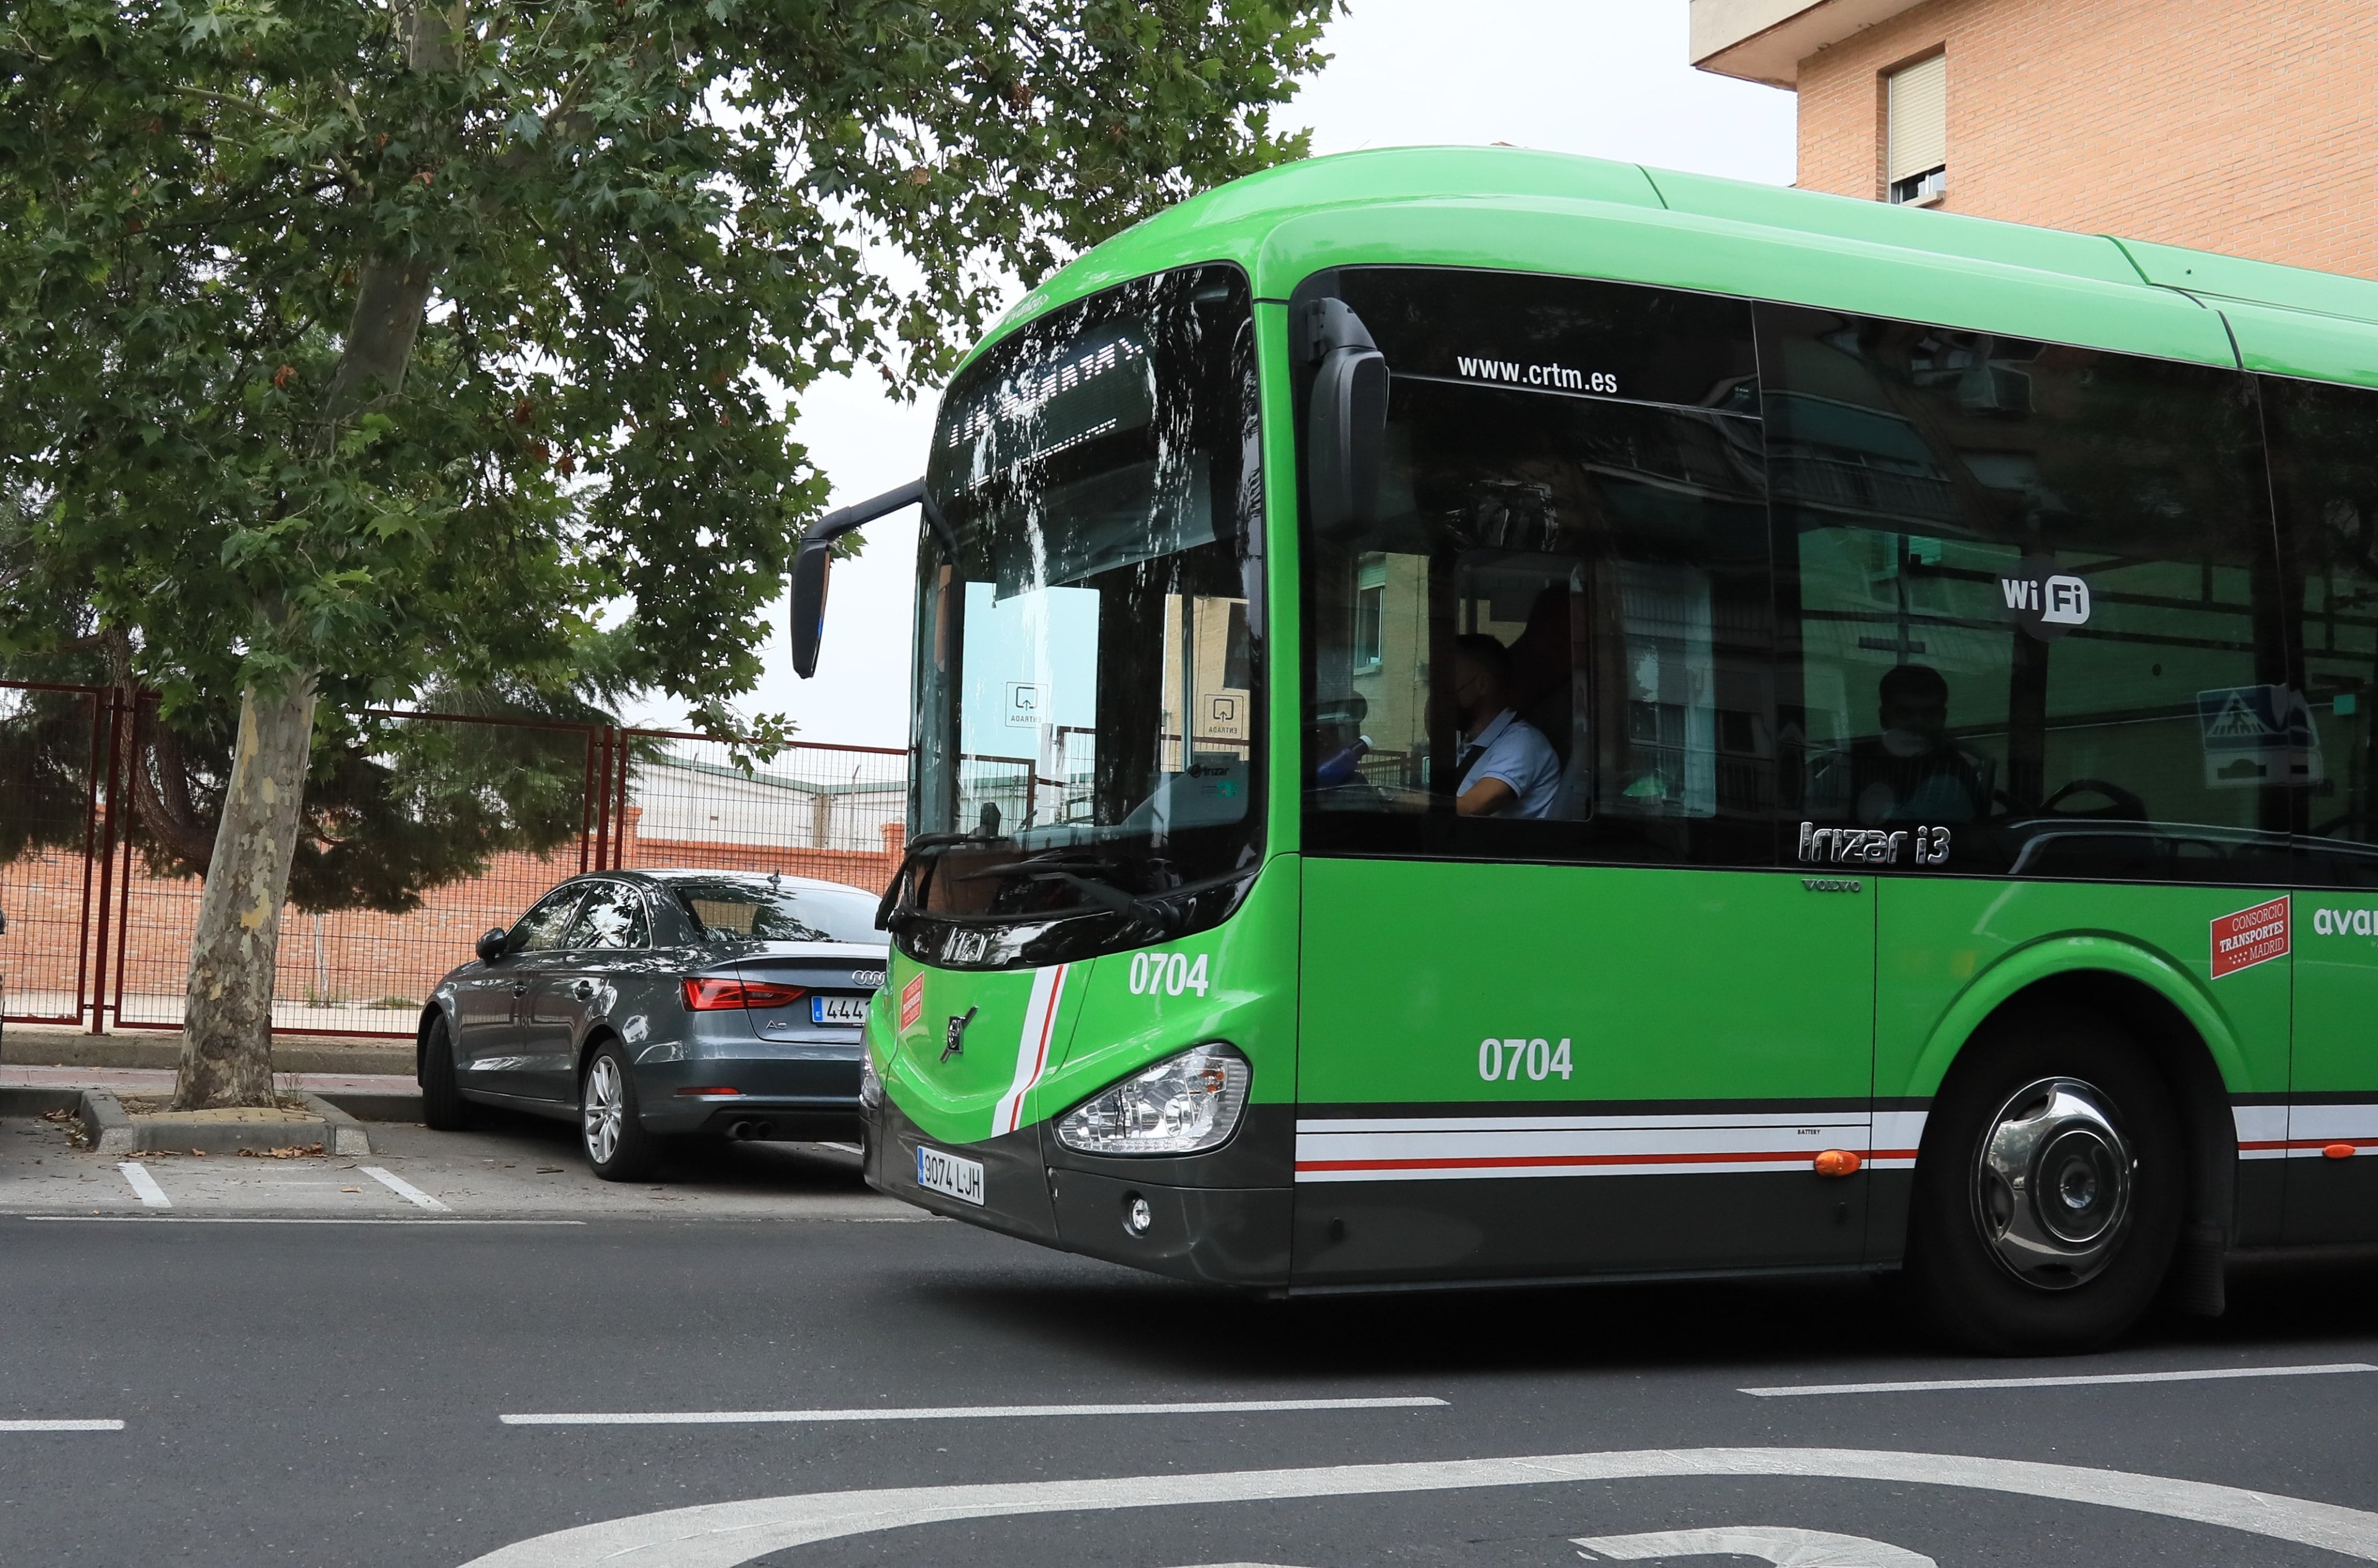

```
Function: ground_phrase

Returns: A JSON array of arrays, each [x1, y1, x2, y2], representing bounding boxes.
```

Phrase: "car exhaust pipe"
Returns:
[[726, 1119, 777, 1141]]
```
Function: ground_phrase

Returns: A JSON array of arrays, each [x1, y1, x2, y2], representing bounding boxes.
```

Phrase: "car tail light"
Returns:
[[682, 977, 808, 1011]]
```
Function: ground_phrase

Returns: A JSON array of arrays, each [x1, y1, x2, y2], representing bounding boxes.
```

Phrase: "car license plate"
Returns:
[[811, 993, 868, 1025], [915, 1145, 984, 1206]]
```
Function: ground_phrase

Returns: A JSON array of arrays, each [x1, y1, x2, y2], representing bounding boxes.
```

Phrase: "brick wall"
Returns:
[[1793, 0, 2378, 278], [0, 809, 906, 1033]]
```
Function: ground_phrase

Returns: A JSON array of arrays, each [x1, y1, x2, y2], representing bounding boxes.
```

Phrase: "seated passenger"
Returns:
[[1850, 662, 1990, 824], [1451, 633, 1561, 819]]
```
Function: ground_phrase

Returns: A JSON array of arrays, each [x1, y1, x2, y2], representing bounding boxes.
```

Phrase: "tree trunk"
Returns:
[[173, 676, 319, 1109]]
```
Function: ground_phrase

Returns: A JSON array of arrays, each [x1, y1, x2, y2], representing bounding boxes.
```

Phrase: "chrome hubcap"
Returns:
[[583, 1057, 624, 1165], [1972, 1076, 2134, 1289]]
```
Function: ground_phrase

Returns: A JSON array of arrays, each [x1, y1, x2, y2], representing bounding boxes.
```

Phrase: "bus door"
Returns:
[[1291, 270, 1876, 1285], [2268, 374, 2378, 1244]]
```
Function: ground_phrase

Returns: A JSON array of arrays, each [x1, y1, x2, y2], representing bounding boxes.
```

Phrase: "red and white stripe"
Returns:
[[2236, 1102, 2378, 1160], [1295, 1110, 1923, 1184], [992, 964, 1069, 1136]]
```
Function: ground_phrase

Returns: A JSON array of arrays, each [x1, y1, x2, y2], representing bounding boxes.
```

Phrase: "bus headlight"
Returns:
[[857, 1046, 883, 1110], [1054, 1043, 1249, 1156]]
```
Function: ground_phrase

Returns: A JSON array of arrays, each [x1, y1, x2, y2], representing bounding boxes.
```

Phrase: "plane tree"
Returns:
[[0, 0, 1334, 1106]]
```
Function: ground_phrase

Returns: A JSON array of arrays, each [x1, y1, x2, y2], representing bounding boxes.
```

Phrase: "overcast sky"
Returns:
[[628, 0, 1796, 745]]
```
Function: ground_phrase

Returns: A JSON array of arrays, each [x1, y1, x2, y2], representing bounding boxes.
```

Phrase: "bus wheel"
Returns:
[[1907, 1015, 2182, 1355]]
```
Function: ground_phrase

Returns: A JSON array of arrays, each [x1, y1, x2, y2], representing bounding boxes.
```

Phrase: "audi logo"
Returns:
[[851, 969, 887, 989]]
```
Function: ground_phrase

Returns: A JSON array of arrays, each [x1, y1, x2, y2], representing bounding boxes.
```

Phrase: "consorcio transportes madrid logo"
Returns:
[[2212, 896, 2290, 979]]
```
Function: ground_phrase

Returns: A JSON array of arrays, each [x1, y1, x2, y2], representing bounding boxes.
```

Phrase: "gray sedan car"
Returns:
[[416, 869, 889, 1179]]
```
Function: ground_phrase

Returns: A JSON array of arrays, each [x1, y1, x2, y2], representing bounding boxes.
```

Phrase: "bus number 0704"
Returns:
[[1478, 1036, 1573, 1082], [1127, 951, 1210, 998]]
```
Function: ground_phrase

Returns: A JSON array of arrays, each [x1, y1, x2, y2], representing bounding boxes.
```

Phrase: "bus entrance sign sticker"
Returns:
[[2212, 896, 2290, 979], [899, 974, 924, 1032]]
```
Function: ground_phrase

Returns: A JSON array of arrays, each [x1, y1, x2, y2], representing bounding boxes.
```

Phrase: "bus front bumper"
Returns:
[[861, 1094, 1290, 1289]]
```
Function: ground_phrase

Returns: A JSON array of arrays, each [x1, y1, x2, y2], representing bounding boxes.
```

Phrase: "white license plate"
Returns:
[[915, 1145, 984, 1206], [810, 993, 869, 1025]]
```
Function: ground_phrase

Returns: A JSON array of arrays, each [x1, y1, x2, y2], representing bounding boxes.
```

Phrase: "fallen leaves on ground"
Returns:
[[235, 1144, 326, 1159]]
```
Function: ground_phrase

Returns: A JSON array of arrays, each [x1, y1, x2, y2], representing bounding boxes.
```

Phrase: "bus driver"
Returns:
[[1450, 633, 1561, 819]]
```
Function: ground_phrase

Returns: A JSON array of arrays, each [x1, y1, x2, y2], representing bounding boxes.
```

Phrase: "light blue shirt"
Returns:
[[1456, 709, 1561, 819]]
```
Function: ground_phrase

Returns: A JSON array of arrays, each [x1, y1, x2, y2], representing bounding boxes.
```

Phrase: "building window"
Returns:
[[1352, 554, 1386, 670], [1886, 53, 1947, 206]]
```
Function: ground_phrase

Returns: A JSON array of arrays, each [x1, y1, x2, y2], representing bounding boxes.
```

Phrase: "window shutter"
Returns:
[[1887, 54, 1948, 182]]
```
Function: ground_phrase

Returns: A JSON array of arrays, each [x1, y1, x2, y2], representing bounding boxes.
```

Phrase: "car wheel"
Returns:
[[1907, 1010, 2184, 1355], [420, 1015, 472, 1132], [579, 1040, 661, 1181]]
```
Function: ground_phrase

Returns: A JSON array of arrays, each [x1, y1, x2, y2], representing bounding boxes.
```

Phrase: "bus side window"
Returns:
[[1761, 304, 2291, 882], [2267, 374, 2378, 888]]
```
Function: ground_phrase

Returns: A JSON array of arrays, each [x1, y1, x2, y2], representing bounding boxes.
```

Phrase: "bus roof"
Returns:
[[980, 145, 2378, 391]]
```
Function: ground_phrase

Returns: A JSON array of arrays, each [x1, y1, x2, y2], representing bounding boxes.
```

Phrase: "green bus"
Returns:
[[795, 146, 2378, 1353]]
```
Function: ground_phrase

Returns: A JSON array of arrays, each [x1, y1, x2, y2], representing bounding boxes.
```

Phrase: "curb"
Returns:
[[294, 1091, 373, 1155], [80, 1088, 137, 1158], [316, 1090, 426, 1123], [81, 1087, 335, 1156], [0, 1086, 84, 1118]]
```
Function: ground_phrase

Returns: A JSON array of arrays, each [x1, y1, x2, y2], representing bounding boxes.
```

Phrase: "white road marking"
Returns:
[[1577, 1526, 1933, 1566], [361, 1166, 450, 1211], [501, 1395, 1447, 1426], [117, 1162, 169, 1209], [1742, 1361, 2378, 1397], [0, 1419, 122, 1432], [19, 1216, 583, 1226], [456, 1445, 2378, 1568]]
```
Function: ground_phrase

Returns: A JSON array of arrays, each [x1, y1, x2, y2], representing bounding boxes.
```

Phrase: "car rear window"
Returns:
[[670, 879, 885, 945]]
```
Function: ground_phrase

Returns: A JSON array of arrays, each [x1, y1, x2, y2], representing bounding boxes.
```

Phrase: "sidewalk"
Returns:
[[0, 1023, 411, 1077]]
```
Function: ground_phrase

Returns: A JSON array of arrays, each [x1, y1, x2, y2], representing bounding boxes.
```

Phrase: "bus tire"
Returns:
[[1907, 1012, 2183, 1355], [420, 1015, 472, 1132]]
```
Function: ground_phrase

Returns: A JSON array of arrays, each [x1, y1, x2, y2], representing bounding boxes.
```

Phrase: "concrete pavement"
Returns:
[[9, 1102, 2378, 1568]]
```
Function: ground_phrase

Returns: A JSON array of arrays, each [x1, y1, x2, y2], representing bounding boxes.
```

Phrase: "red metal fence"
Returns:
[[0, 682, 998, 1039]]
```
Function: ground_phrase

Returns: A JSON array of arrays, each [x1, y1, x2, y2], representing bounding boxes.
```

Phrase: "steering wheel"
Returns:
[[2038, 777, 2148, 821], [2315, 810, 2378, 842]]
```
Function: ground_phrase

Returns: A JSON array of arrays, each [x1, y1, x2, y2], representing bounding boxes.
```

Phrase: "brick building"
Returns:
[[1690, 0, 2378, 278]]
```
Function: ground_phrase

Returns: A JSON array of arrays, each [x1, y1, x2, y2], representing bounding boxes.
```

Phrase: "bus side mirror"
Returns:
[[789, 478, 954, 681], [1305, 298, 1386, 542], [790, 537, 833, 680]]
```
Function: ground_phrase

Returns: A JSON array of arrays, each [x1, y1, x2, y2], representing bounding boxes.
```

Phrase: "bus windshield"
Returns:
[[906, 265, 1262, 943]]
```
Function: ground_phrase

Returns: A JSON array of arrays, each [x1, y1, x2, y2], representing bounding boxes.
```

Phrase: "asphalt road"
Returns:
[[9, 1109, 2378, 1568]]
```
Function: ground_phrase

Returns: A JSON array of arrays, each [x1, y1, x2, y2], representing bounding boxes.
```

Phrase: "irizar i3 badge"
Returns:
[[941, 1005, 978, 1063]]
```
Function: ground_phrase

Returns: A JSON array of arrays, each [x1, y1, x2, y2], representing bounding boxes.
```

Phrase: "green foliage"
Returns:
[[0, 0, 1336, 729]]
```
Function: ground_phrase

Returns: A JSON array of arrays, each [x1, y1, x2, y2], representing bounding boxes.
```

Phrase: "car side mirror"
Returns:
[[1303, 297, 1388, 543], [476, 927, 509, 964]]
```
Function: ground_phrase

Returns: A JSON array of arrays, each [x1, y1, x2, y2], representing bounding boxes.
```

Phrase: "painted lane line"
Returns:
[[456, 1445, 2378, 1568], [1742, 1360, 2378, 1397], [117, 1162, 170, 1209], [361, 1166, 450, 1211], [501, 1395, 1447, 1427], [0, 1419, 122, 1432], [1576, 1527, 1932, 1566], [19, 1215, 584, 1226]]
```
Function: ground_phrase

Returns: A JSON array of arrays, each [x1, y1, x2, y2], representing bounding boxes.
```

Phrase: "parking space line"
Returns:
[[117, 1162, 169, 1209], [361, 1166, 451, 1211], [501, 1395, 1450, 1426], [0, 1419, 122, 1432], [1741, 1361, 2378, 1397], [20, 1216, 584, 1226]]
